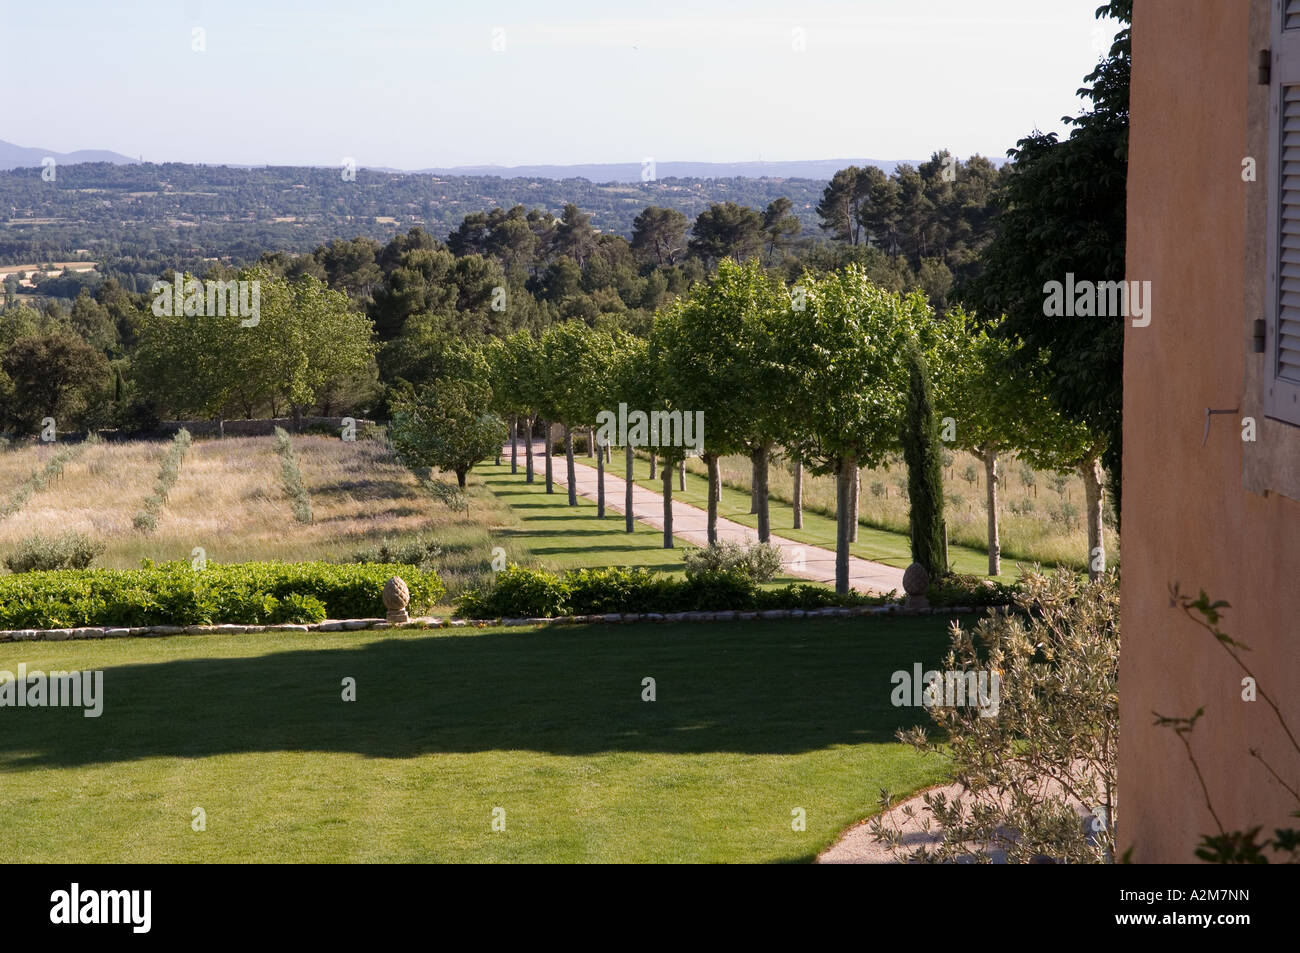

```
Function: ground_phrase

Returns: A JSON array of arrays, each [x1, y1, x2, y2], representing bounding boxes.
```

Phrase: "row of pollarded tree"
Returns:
[[392, 259, 1111, 593]]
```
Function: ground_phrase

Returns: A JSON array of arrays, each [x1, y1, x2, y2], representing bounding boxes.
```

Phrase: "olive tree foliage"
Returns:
[[782, 267, 932, 593], [134, 269, 376, 422], [871, 569, 1120, 863], [388, 344, 506, 488]]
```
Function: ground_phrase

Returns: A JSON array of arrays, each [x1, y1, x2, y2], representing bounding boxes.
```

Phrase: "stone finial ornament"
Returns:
[[383, 576, 411, 623], [902, 562, 930, 609]]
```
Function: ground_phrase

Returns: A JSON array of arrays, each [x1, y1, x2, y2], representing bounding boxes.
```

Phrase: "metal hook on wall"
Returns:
[[1202, 407, 1240, 446]]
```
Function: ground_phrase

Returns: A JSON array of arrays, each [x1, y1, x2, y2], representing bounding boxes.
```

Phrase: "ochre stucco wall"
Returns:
[[1121, 0, 1300, 862]]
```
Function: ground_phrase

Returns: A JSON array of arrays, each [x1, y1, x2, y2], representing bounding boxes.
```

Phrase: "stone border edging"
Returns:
[[0, 604, 981, 644]]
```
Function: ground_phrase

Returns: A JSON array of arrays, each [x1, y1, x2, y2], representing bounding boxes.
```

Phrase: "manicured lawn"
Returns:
[[0, 615, 957, 862], [477, 460, 805, 586], [479, 459, 693, 574]]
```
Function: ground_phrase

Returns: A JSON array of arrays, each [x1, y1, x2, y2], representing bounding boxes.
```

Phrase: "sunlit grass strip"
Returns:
[[0, 436, 96, 522], [132, 429, 192, 533], [273, 427, 313, 524]]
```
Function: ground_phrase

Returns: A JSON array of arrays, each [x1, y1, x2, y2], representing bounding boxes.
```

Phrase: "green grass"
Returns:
[[476, 460, 805, 586], [0, 615, 957, 862], [618, 454, 1023, 583]]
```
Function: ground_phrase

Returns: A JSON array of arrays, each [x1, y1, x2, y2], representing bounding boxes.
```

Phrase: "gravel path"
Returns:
[[510, 445, 906, 595]]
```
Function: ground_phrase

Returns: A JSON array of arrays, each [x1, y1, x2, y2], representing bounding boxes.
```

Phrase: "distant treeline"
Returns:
[[0, 151, 1008, 439]]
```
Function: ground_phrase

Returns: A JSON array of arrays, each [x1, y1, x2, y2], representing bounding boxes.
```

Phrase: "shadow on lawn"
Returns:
[[0, 619, 953, 770]]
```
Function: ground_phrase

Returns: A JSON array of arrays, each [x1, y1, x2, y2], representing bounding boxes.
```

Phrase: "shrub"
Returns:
[[268, 593, 328, 624], [871, 569, 1119, 863], [346, 537, 443, 571], [679, 569, 759, 610], [458, 565, 569, 619], [926, 573, 1020, 608], [132, 429, 191, 534], [274, 427, 313, 524], [4, 531, 106, 573], [552, 434, 590, 455], [455, 564, 886, 618], [565, 567, 663, 615], [0, 561, 444, 629], [682, 540, 783, 583]]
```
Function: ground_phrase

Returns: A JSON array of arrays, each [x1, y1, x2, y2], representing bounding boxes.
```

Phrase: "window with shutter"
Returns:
[[1266, 0, 1300, 423]]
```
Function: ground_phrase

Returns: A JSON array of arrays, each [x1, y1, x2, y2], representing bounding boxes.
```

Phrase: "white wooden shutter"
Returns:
[[1266, 0, 1300, 422]]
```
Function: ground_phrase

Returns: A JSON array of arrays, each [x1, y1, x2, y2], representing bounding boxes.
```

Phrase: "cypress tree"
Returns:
[[900, 343, 947, 576]]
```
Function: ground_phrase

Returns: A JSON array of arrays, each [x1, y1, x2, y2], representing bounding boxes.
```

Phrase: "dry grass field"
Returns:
[[0, 435, 518, 594], [677, 449, 1119, 571]]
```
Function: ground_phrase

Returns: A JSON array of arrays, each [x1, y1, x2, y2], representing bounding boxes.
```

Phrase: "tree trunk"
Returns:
[[792, 458, 803, 529], [662, 464, 674, 548], [1080, 455, 1106, 580], [456, 468, 467, 489], [705, 453, 720, 544], [525, 416, 535, 483], [596, 435, 605, 518], [625, 444, 635, 533], [586, 427, 594, 458], [835, 457, 856, 595], [543, 420, 554, 493], [849, 464, 860, 542], [565, 426, 577, 506], [649, 453, 657, 480], [751, 445, 770, 543], [510, 415, 518, 474], [678, 459, 685, 491], [983, 448, 1001, 577]]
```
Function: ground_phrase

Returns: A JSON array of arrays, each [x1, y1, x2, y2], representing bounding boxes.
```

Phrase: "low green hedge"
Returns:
[[0, 561, 445, 629], [457, 565, 889, 619]]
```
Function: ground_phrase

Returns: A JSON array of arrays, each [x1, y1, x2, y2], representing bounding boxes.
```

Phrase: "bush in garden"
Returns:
[[346, 537, 443, 571], [274, 427, 313, 523], [132, 428, 191, 533], [267, 593, 328, 624], [4, 531, 106, 573], [0, 561, 444, 628], [564, 567, 664, 615], [925, 573, 1020, 608], [870, 569, 1119, 863], [455, 563, 889, 618], [682, 540, 784, 583], [458, 565, 569, 619]]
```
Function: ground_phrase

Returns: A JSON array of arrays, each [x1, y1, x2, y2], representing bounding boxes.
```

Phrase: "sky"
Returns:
[[1, 0, 1124, 169]]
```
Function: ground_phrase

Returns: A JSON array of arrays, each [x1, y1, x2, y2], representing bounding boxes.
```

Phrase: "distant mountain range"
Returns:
[[0, 141, 926, 182], [0, 140, 140, 170], [409, 159, 926, 182]]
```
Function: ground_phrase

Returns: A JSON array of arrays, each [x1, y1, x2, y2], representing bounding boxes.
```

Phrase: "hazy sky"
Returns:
[[3, 0, 1122, 169]]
